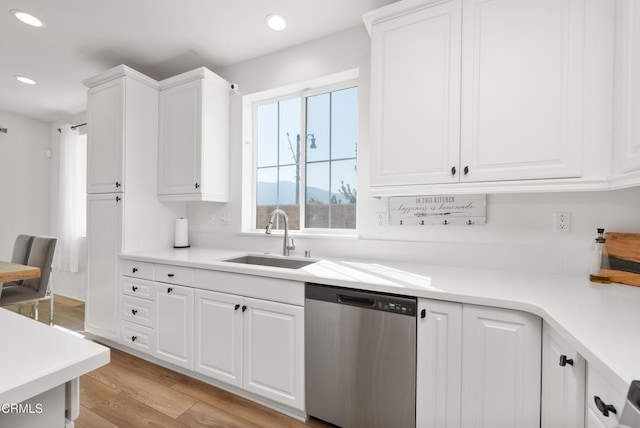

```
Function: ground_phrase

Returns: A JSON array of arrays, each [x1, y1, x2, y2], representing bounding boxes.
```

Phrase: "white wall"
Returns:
[[0, 111, 51, 260], [185, 25, 640, 277]]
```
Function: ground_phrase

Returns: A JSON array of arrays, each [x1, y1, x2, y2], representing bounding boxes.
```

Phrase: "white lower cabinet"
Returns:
[[154, 283, 194, 370], [194, 289, 305, 411], [586, 363, 627, 428], [418, 300, 542, 428], [460, 304, 541, 428], [243, 297, 304, 411], [541, 322, 586, 428], [194, 289, 243, 387], [417, 299, 462, 428]]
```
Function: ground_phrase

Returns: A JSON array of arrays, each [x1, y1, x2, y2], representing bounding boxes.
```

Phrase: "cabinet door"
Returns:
[[154, 283, 194, 370], [87, 78, 125, 193], [541, 322, 585, 428], [461, 305, 542, 428], [194, 289, 243, 387], [460, 0, 584, 182], [369, 0, 462, 187], [613, 0, 640, 177], [158, 80, 202, 196], [85, 194, 123, 342], [243, 298, 304, 411], [417, 299, 462, 428]]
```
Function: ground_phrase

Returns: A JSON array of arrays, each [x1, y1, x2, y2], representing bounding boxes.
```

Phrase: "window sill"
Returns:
[[238, 231, 359, 240]]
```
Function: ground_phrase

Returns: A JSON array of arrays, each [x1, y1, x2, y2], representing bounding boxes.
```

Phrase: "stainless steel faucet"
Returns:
[[265, 209, 295, 256]]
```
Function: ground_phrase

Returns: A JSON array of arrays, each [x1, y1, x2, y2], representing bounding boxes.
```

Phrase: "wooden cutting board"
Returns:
[[604, 232, 640, 287]]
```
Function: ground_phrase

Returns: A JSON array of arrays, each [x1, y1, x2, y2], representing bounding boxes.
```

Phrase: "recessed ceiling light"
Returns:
[[10, 9, 45, 27], [15, 75, 37, 85], [266, 14, 286, 31]]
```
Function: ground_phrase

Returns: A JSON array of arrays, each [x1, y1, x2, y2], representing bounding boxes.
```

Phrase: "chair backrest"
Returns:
[[22, 237, 57, 296], [11, 234, 35, 265]]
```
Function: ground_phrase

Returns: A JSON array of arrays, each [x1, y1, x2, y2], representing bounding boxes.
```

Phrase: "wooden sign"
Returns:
[[604, 232, 640, 287], [389, 195, 486, 226]]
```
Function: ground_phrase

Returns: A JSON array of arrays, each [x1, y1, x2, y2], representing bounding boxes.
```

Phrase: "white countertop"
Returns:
[[0, 309, 110, 404], [121, 247, 640, 394]]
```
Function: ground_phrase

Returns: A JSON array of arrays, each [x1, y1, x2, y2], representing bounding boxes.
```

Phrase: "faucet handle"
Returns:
[[287, 237, 295, 250]]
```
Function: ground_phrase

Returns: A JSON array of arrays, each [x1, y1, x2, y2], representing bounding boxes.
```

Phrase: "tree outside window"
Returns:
[[255, 86, 358, 231]]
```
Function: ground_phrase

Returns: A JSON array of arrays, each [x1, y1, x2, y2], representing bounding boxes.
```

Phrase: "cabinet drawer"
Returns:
[[587, 363, 626, 427], [122, 295, 155, 328], [121, 277, 154, 300], [121, 260, 155, 280], [121, 321, 154, 355], [155, 264, 194, 287]]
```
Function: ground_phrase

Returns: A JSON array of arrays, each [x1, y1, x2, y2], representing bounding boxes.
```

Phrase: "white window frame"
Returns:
[[241, 69, 359, 236]]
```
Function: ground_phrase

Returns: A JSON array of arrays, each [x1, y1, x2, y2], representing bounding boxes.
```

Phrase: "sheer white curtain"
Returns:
[[57, 125, 83, 272]]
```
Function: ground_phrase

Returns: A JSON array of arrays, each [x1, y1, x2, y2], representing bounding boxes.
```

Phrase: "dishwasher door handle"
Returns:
[[338, 294, 375, 307]]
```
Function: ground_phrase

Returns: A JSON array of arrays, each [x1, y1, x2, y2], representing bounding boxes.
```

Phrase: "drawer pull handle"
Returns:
[[132, 268, 138, 273], [131, 309, 138, 315], [451, 166, 456, 176], [242, 305, 247, 312], [132, 286, 138, 292], [235, 304, 240, 311], [559, 355, 574, 367], [420, 309, 426, 319], [167, 287, 173, 294], [167, 273, 175, 278], [594, 396, 617, 417], [131, 336, 137, 342], [464, 166, 469, 175], [116, 196, 121, 202], [115, 181, 121, 188]]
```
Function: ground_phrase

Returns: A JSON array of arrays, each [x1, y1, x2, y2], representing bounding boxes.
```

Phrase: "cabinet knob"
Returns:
[[451, 166, 457, 176], [167, 273, 175, 278], [242, 305, 247, 312], [559, 355, 574, 367], [594, 396, 617, 417], [235, 304, 240, 311], [116, 196, 121, 202], [115, 181, 121, 188], [132, 286, 138, 292], [132, 268, 138, 273], [195, 183, 200, 189], [464, 166, 469, 175], [131, 336, 137, 342], [167, 287, 173, 294], [131, 309, 138, 315], [420, 309, 426, 319]]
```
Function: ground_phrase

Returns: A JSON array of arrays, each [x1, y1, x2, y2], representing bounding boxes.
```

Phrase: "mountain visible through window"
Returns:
[[255, 86, 357, 231]]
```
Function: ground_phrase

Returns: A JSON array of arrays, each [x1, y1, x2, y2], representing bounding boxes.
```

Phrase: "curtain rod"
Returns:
[[57, 122, 87, 133]]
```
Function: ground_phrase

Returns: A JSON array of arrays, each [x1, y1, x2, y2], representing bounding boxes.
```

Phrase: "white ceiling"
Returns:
[[0, 0, 396, 123]]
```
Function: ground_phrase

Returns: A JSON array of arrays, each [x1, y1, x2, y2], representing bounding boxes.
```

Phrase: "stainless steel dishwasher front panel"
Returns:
[[306, 284, 416, 428]]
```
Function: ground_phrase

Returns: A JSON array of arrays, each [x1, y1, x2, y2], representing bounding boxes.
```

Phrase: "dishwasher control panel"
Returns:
[[378, 300, 416, 315]]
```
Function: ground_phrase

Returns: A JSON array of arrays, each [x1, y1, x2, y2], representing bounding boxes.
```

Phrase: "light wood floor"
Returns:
[[6, 295, 331, 428]]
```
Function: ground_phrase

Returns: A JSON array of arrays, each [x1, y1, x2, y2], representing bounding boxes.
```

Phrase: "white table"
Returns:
[[0, 309, 109, 427]]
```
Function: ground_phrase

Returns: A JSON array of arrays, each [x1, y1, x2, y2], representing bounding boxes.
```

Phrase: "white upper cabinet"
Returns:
[[368, 0, 462, 187], [364, 0, 614, 195], [87, 78, 125, 194], [459, 0, 584, 183], [612, 0, 640, 187], [158, 67, 230, 202]]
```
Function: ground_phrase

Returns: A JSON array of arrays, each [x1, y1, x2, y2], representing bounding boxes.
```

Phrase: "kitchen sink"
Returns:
[[223, 255, 317, 269]]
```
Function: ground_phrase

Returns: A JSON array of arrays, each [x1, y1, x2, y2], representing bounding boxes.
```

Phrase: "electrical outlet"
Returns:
[[376, 212, 386, 228], [553, 212, 571, 233], [219, 210, 231, 225]]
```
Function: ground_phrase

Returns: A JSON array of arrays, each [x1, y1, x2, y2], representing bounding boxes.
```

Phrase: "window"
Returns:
[[253, 82, 358, 232]]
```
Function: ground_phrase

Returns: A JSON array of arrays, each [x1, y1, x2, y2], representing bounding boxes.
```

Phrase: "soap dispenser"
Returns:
[[589, 228, 611, 284]]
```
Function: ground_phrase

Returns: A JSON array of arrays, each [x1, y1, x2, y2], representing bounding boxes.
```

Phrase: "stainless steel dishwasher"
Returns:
[[305, 283, 416, 428]]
